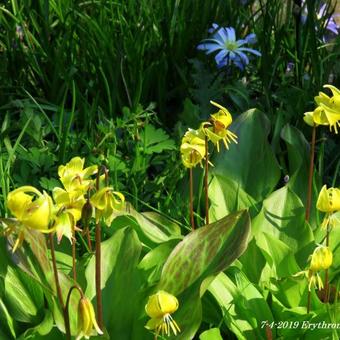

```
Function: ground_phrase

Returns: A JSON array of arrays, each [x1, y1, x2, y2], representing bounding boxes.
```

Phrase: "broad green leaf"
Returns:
[[169, 286, 202, 340], [113, 203, 183, 245], [238, 239, 266, 284], [209, 174, 257, 221], [85, 227, 143, 339], [17, 309, 54, 339], [141, 212, 181, 237], [212, 109, 281, 201], [4, 267, 41, 323], [280, 124, 320, 227], [159, 210, 251, 296], [256, 232, 300, 278], [138, 239, 180, 285], [199, 327, 223, 340], [271, 294, 337, 339], [252, 186, 315, 276], [209, 270, 274, 340]]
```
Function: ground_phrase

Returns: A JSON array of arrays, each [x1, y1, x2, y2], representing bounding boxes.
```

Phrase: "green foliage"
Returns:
[[0, 0, 340, 339]]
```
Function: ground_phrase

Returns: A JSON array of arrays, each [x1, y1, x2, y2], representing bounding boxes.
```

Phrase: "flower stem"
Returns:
[[64, 284, 85, 338], [72, 226, 77, 283], [204, 136, 209, 225], [305, 125, 316, 222], [49, 233, 71, 339], [95, 220, 103, 329], [189, 167, 195, 230], [307, 289, 311, 313], [85, 225, 92, 251], [95, 166, 103, 329], [324, 225, 330, 303]]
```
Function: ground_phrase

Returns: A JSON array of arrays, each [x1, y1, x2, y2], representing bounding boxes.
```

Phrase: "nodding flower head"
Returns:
[[200, 101, 238, 152], [304, 85, 340, 133], [309, 245, 333, 272], [180, 129, 206, 168], [76, 297, 103, 340], [6, 186, 54, 252], [316, 185, 340, 213], [90, 187, 125, 225], [7, 186, 53, 232], [145, 290, 181, 337]]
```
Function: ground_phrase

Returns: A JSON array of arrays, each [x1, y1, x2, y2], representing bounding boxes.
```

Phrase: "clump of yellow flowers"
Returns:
[[145, 290, 180, 337], [303, 84, 340, 133], [180, 100, 237, 169], [1, 156, 125, 251]]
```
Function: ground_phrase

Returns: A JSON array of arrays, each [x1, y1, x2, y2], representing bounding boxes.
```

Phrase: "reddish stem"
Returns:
[[49, 233, 71, 339]]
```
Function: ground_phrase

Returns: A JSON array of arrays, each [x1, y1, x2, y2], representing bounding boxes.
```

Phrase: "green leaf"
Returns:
[[252, 186, 315, 277], [199, 328, 223, 340], [0, 298, 16, 339], [209, 270, 274, 340], [85, 227, 143, 339], [140, 124, 176, 154], [209, 174, 257, 221], [280, 124, 320, 227], [212, 109, 281, 201], [115, 203, 183, 245], [159, 210, 251, 296], [17, 309, 54, 339], [138, 239, 180, 285], [4, 267, 42, 323]]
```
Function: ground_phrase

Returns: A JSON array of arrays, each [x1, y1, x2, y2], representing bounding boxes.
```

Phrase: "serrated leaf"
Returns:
[[140, 124, 176, 154]]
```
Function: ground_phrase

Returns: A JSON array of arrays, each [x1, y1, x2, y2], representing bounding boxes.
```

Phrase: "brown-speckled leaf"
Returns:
[[158, 210, 251, 296]]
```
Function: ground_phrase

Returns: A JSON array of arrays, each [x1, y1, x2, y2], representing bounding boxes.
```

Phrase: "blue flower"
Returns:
[[197, 24, 261, 70], [301, 2, 339, 42]]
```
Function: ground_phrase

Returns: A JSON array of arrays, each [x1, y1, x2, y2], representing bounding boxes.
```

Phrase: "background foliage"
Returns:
[[0, 0, 340, 339]]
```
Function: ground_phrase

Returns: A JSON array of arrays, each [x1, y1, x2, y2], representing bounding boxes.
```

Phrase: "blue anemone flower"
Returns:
[[197, 24, 261, 70]]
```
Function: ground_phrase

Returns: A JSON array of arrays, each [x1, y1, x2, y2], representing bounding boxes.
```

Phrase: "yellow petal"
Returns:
[[145, 291, 179, 318]]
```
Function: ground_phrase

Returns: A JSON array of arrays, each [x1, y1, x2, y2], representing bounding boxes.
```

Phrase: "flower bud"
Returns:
[[81, 199, 93, 224], [77, 297, 103, 340]]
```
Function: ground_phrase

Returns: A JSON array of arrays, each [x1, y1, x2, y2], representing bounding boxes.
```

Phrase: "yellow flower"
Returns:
[[7, 186, 53, 231], [307, 270, 324, 291], [304, 85, 340, 133], [76, 297, 103, 340], [309, 245, 333, 271], [180, 129, 206, 168], [316, 185, 340, 213], [52, 187, 85, 243], [145, 291, 180, 337], [58, 157, 97, 193], [303, 106, 329, 127], [6, 186, 54, 252], [90, 187, 125, 225], [200, 101, 238, 152]]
